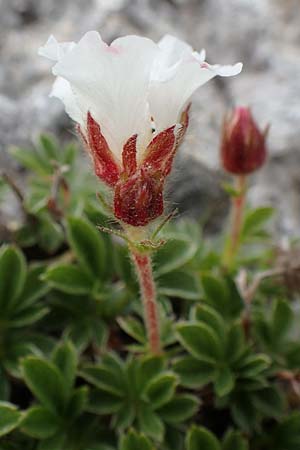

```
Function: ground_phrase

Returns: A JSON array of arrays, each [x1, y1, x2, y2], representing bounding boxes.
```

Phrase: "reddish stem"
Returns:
[[224, 175, 247, 268], [131, 251, 161, 354]]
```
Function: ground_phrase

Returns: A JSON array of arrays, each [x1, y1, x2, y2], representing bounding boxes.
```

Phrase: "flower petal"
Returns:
[[149, 35, 242, 133], [38, 35, 76, 61], [52, 31, 158, 160], [50, 77, 84, 126]]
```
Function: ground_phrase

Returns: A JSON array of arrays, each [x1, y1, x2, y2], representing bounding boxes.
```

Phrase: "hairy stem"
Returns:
[[223, 175, 247, 268], [131, 250, 161, 354]]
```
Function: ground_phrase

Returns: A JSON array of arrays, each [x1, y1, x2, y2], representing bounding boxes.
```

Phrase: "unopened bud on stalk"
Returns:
[[221, 107, 268, 175]]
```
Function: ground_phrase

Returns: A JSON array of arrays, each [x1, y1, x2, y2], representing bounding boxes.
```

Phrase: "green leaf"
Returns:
[[44, 264, 92, 294], [239, 354, 271, 377], [137, 355, 165, 393], [52, 341, 78, 393], [10, 305, 49, 327], [272, 299, 293, 343], [37, 432, 66, 450], [176, 323, 222, 362], [214, 367, 235, 397], [0, 246, 26, 312], [66, 216, 106, 278], [186, 426, 221, 450], [193, 304, 225, 341], [158, 270, 200, 300], [174, 356, 216, 388], [22, 357, 67, 414], [80, 365, 124, 397], [252, 387, 284, 418], [222, 430, 249, 450], [154, 236, 198, 276], [242, 207, 274, 238], [0, 402, 22, 437], [226, 322, 245, 363], [17, 264, 49, 311], [157, 394, 199, 424], [20, 406, 60, 438], [231, 395, 257, 431], [201, 274, 228, 316], [120, 429, 154, 450], [145, 373, 177, 408], [65, 386, 88, 420], [39, 134, 59, 161], [138, 404, 164, 441], [87, 389, 124, 414], [9, 146, 50, 175], [117, 317, 146, 344]]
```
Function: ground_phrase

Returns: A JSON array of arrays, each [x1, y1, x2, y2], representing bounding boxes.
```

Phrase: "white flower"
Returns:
[[39, 31, 242, 161]]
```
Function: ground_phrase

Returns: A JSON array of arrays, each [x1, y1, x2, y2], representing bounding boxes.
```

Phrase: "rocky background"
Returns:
[[1, 0, 300, 235]]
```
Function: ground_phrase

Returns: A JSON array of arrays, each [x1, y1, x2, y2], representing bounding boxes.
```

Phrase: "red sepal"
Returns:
[[142, 125, 177, 176], [114, 168, 164, 227], [86, 112, 120, 186], [122, 134, 137, 177]]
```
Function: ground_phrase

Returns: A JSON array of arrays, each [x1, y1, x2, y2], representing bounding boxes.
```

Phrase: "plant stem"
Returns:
[[223, 175, 247, 268], [131, 250, 161, 354]]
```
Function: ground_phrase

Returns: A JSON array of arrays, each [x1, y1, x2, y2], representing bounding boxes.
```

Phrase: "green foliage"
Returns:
[[0, 135, 299, 449], [80, 353, 199, 442]]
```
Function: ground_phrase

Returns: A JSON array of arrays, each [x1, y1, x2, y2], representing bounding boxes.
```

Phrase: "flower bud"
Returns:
[[221, 107, 267, 175]]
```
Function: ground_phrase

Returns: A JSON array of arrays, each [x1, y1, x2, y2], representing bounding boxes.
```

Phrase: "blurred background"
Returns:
[[1, 0, 300, 235]]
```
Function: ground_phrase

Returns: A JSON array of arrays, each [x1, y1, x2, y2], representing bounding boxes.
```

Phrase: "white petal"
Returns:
[[50, 77, 84, 126], [52, 31, 158, 160], [38, 35, 75, 62], [150, 35, 243, 132]]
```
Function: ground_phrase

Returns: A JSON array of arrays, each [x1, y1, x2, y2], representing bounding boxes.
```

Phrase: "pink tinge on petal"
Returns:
[[122, 134, 137, 177], [86, 112, 121, 186], [104, 43, 121, 54]]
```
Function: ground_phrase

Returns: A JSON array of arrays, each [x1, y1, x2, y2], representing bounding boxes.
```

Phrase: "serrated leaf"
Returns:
[[22, 357, 67, 414], [186, 425, 221, 450], [20, 406, 60, 438], [176, 323, 222, 362], [44, 264, 92, 295], [66, 216, 106, 278], [0, 402, 22, 437]]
